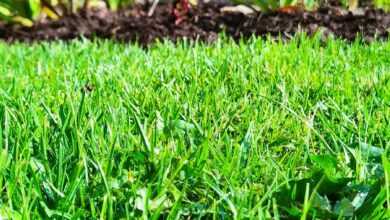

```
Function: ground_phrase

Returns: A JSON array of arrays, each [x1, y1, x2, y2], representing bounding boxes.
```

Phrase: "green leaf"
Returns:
[[333, 198, 354, 217], [355, 180, 387, 219], [28, 0, 41, 19], [360, 143, 385, 159], [351, 185, 370, 209], [310, 154, 338, 177], [0, 5, 12, 17], [312, 193, 332, 212], [105, 0, 121, 10]]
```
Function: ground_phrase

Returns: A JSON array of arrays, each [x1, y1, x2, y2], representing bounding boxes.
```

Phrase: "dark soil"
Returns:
[[0, 2, 389, 44]]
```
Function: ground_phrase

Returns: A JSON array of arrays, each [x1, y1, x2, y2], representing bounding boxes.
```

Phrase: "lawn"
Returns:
[[0, 36, 389, 219]]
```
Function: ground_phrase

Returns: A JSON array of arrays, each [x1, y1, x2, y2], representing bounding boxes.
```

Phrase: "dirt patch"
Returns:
[[0, 2, 389, 44]]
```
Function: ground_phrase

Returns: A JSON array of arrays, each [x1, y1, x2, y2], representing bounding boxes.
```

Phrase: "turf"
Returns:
[[0, 36, 389, 219]]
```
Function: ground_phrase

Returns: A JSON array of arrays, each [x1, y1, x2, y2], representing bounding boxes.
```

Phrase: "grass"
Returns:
[[0, 36, 389, 219]]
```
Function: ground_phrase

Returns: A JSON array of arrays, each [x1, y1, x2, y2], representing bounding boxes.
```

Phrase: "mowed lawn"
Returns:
[[0, 37, 389, 219]]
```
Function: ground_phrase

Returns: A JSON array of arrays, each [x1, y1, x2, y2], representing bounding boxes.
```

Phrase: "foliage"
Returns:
[[0, 0, 40, 26], [375, 0, 390, 10], [1, 0, 390, 26], [232, 0, 302, 11], [0, 0, 135, 25], [275, 148, 389, 219], [0, 36, 389, 219]]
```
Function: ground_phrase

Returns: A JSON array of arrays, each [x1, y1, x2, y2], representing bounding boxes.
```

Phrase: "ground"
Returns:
[[1, 3, 389, 43], [0, 37, 389, 219]]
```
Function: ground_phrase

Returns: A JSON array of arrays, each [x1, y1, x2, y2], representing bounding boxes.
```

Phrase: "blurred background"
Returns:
[[0, 0, 389, 26]]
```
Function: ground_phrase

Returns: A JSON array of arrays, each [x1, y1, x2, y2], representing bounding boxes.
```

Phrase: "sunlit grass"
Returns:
[[0, 36, 389, 219]]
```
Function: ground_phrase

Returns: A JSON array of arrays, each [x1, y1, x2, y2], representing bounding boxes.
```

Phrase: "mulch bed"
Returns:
[[0, 2, 389, 44]]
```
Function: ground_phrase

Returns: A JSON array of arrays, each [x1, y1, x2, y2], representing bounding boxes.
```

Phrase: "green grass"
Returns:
[[0, 36, 389, 219]]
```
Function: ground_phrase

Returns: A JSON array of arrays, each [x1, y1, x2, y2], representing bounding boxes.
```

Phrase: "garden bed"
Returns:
[[0, 2, 389, 44]]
